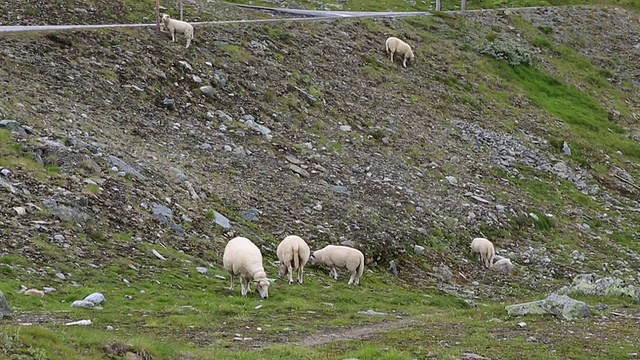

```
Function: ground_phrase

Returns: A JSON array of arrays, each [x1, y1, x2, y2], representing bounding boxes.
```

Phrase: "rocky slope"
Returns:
[[1, 3, 639, 300]]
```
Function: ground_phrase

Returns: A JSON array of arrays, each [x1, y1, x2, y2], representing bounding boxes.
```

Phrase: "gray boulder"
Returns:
[[505, 293, 590, 320], [493, 258, 515, 275], [0, 290, 11, 318]]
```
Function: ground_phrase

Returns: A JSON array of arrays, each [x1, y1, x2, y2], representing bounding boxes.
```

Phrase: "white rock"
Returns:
[[71, 300, 95, 308], [152, 249, 166, 260], [83, 292, 105, 304], [65, 319, 92, 326]]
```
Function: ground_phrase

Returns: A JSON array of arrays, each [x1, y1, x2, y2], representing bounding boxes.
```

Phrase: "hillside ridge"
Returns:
[[0, 2, 639, 358]]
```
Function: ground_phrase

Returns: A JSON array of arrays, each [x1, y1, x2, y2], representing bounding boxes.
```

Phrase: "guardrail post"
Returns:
[[156, 0, 160, 32], [461, 0, 467, 10], [436, 0, 441, 11], [180, 0, 184, 20]]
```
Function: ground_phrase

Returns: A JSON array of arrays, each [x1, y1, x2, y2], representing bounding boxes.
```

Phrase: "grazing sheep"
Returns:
[[493, 258, 515, 275], [309, 245, 365, 285], [161, 13, 194, 49], [277, 235, 311, 285], [470, 237, 495, 268], [223, 236, 273, 299], [24, 289, 45, 298], [385, 36, 415, 68]]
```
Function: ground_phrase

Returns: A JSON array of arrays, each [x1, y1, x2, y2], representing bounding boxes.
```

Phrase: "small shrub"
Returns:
[[477, 38, 534, 66]]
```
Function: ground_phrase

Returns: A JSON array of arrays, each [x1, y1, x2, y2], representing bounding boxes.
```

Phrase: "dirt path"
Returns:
[[296, 317, 420, 347]]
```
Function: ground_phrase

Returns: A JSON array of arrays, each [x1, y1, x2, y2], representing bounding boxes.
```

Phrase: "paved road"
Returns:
[[0, 3, 568, 33]]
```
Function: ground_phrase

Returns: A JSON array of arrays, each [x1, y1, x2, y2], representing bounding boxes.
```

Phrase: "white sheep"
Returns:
[[222, 236, 274, 299], [470, 237, 495, 268], [277, 235, 311, 285], [385, 36, 415, 68], [24, 289, 45, 298], [161, 13, 194, 49], [309, 245, 365, 285], [493, 258, 515, 274]]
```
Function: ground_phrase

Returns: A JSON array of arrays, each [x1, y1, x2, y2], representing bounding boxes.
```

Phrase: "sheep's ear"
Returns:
[[268, 278, 276, 283]]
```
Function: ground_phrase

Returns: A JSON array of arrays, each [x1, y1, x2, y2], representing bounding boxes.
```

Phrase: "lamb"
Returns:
[[161, 13, 194, 49], [385, 36, 415, 68], [470, 237, 495, 268], [276, 235, 311, 285], [222, 236, 274, 299], [309, 245, 365, 285]]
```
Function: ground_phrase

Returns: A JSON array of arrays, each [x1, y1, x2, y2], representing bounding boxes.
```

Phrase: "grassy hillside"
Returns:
[[0, 1, 639, 359]]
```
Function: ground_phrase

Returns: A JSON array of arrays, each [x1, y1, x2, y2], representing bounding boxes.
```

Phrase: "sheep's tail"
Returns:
[[356, 254, 365, 279], [293, 245, 300, 270], [488, 247, 495, 268]]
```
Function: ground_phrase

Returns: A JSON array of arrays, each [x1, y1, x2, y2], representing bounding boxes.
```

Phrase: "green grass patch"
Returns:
[[220, 44, 252, 63], [490, 62, 640, 161], [0, 129, 55, 181]]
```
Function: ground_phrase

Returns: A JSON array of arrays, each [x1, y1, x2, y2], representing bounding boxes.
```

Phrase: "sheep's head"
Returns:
[[308, 252, 317, 266], [161, 13, 171, 22], [254, 278, 274, 299], [278, 261, 288, 278]]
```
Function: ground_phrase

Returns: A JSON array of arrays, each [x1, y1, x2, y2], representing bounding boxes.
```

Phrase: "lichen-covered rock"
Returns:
[[559, 274, 640, 303], [505, 293, 590, 320]]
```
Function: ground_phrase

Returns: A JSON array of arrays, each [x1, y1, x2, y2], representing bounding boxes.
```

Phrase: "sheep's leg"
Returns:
[[186, 37, 191, 49], [229, 275, 234, 292], [390, 49, 395, 63], [402, 56, 407, 68], [348, 271, 356, 285], [288, 263, 294, 285], [297, 266, 304, 284], [170, 29, 176, 42], [240, 278, 248, 297], [330, 267, 339, 280]]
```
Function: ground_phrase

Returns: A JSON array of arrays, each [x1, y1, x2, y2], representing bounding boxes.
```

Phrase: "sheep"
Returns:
[[276, 235, 311, 285], [222, 236, 274, 299], [470, 237, 495, 268], [24, 289, 45, 298], [161, 13, 194, 49], [309, 245, 365, 285], [385, 36, 415, 68], [493, 258, 515, 275]]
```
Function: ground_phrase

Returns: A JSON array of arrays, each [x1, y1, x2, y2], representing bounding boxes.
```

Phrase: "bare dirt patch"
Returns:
[[296, 317, 419, 347]]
